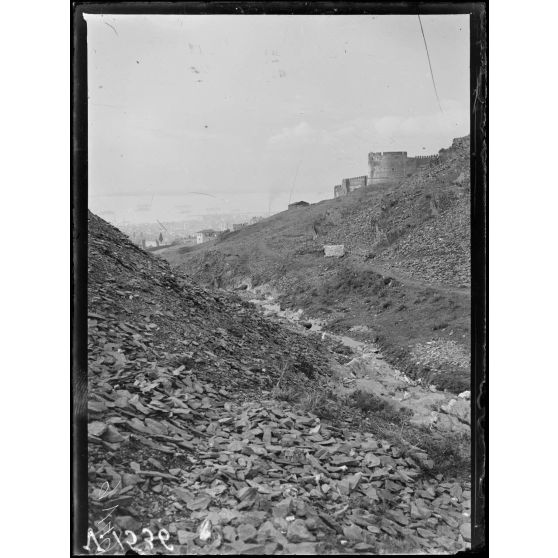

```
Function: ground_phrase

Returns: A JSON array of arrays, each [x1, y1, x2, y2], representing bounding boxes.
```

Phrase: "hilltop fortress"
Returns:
[[334, 137, 466, 198]]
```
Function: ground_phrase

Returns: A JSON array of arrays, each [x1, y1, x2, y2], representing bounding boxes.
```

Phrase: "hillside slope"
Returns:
[[162, 136, 471, 393], [86, 211, 471, 555]]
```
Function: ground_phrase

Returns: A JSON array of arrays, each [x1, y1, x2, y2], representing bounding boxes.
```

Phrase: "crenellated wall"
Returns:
[[405, 154, 440, 176]]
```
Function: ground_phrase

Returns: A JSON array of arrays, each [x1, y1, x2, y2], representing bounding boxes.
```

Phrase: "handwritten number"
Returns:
[[124, 530, 140, 552], [142, 528, 154, 550], [158, 529, 174, 551], [98, 481, 110, 500], [98, 479, 121, 501], [98, 520, 114, 539], [112, 530, 124, 551], [109, 479, 122, 497], [83, 528, 103, 553], [87, 525, 174, 553]]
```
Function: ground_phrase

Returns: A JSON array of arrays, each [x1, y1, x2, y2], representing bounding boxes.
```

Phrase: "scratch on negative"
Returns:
[[104, 22, 119, 37]]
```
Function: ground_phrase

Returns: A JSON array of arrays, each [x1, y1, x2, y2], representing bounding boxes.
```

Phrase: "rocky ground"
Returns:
[[85, 212, 471, 555]]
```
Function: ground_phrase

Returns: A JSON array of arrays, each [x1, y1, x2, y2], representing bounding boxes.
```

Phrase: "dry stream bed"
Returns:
[[245, 286, 471, 438]]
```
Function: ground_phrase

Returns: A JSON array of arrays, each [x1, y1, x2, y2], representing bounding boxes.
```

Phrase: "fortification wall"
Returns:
[[335, 176, 367, 198], [344, 176, 368, 190], [406, 154, 440, 175]]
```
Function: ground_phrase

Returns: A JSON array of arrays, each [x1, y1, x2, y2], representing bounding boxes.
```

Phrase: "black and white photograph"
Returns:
[[72, 3, 486, 555]]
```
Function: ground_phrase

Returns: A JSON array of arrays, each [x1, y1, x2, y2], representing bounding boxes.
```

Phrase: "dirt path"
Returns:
[[351, 259, 470, 298]]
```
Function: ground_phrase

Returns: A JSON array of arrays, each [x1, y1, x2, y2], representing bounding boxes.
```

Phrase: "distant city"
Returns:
[[116, 212, 269, 250]]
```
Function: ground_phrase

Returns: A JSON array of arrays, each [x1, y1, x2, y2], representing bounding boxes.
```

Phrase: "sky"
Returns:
[[85, 14, 470, 225]]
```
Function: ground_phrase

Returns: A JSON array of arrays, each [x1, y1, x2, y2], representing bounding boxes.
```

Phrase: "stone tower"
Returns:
[[368, 151, 408, 183]]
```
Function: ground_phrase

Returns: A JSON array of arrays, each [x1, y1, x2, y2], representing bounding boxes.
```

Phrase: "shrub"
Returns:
[[351, 390, 387, 413]]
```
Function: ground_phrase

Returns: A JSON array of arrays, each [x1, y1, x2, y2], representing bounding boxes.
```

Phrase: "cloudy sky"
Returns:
[[85, 14, 470, 224]]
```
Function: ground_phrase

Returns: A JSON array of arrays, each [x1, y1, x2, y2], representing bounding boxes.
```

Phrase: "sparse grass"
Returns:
[[269, 358, 345, 421], [270, 360, 298, 401], [270, 358, 320, 402], [271, 385, 299, 403], [299, 390, 339, 420], [348, 390, 413, 426]]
